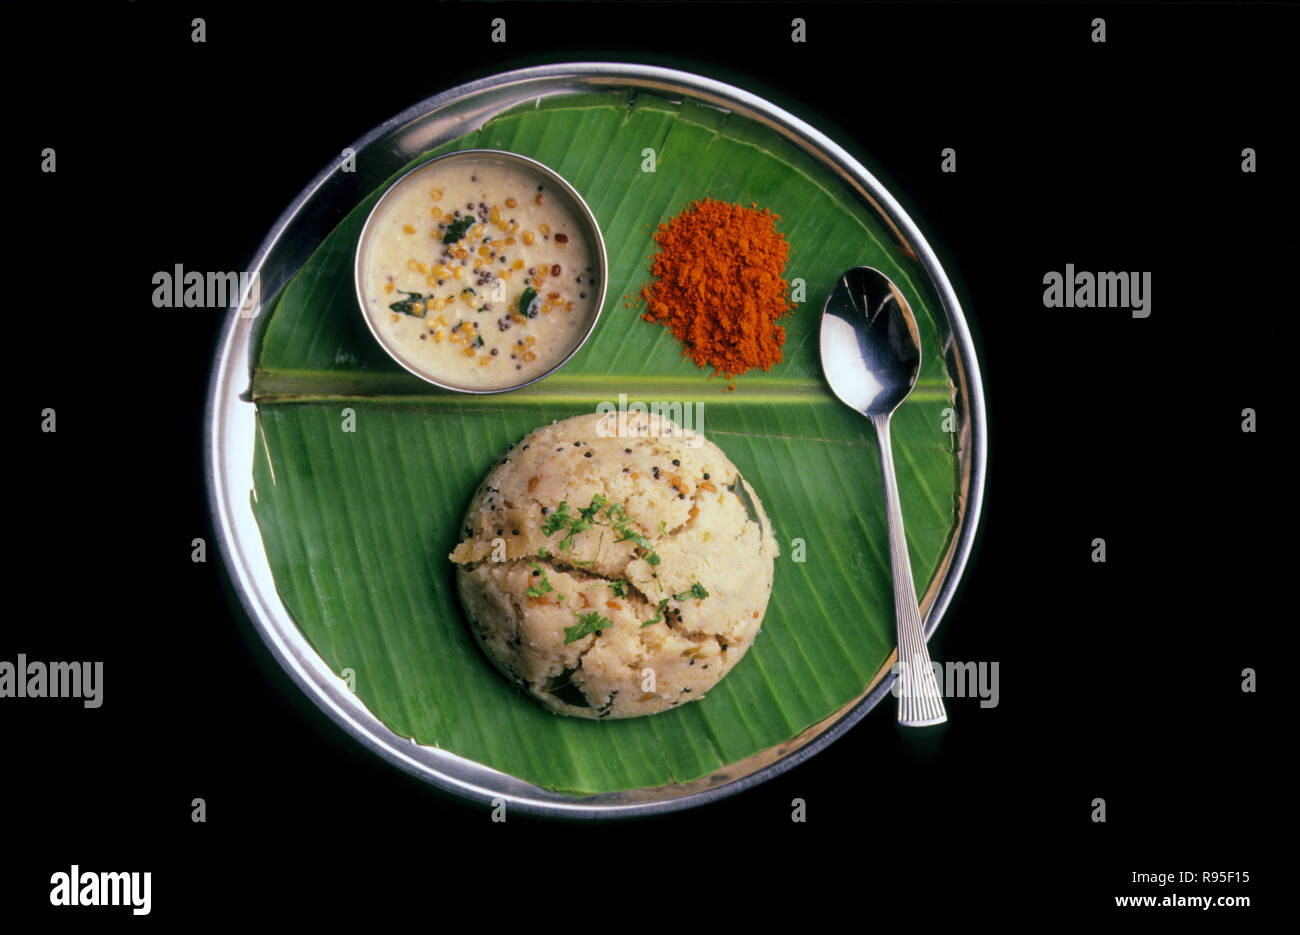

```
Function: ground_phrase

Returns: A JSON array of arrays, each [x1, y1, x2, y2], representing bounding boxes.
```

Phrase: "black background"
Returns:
[[8, 0, 1291, 923]]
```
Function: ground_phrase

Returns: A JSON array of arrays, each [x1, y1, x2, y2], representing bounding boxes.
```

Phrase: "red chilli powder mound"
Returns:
[[639, 198, 792, 381]]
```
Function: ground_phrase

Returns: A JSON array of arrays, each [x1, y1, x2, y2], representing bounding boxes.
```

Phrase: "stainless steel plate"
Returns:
[[206, 63, 988, 817]]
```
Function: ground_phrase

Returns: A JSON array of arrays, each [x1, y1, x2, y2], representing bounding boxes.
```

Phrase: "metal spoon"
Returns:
[[820, 266, 947, 726]]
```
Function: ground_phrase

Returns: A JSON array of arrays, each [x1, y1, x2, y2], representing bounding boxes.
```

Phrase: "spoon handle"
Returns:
[[871, 412, 948, 727]]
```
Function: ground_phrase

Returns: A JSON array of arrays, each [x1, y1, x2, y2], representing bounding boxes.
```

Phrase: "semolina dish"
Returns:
[[449, 411, 779, 718], [359, 153, 599, 390]]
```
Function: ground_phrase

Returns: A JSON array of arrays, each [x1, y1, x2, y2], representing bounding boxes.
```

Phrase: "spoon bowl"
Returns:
[[820, 266, 947, 727], [820, 266, 922, 418]]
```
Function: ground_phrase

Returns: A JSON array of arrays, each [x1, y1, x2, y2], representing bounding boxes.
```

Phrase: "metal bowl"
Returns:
[[354, 149, 608, 394], [206, 63, 988, 818]]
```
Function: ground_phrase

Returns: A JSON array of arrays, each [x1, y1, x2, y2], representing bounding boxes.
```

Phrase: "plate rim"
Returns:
[[206, 61, 988, 818]]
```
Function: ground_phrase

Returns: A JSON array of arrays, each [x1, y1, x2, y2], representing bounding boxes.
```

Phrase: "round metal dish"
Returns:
[[206, 63, 988, 818], [354, 148, 609, 393]]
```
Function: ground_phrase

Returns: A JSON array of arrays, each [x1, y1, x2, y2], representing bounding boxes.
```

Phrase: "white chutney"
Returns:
[[359, 154, 599, 390]]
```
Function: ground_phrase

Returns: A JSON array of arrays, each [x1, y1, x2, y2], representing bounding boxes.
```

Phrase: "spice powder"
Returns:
[[639, 198, 792, 381]]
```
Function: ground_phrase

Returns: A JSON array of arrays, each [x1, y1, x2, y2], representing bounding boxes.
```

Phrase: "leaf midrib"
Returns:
[[251, 375, 952, 404]]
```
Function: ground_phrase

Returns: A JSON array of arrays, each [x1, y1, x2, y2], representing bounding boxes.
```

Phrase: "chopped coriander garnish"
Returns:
[[525, 561, 554, 599], [613, 525, 652, 551], [609, 579, 630, 598], [565, 611, 612, 643], [540, 495, 661, 564], [674, 582, 709, 602], [579, 494, 608, 523], [641, 598, 669, 628], [475, 335, 485, 347], [442, 215, 475, 244], [540, 500, 595, 551], [607, 502, 661, 565], [540, 501, 571, 537], [462, 287, 477, 296]]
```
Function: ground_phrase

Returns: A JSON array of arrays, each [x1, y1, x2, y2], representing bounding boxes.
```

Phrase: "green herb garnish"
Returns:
[[565, 611, 612, 643], [442, 215, 475, 244], [540, 502, 569, 537], [609, 579, 630, 598], [525, 561, 554, 599], [462, 287, 476, 296], [606, 502, 661, 566], [615, 527, 650, 549], [387, 289, 426, 316], [541, 500, 599, 551], [519, 286, 539, 318], [641, 599, 669, 628], [579, 494, 608, 523], [674, 582, 709, 602], [475, 335, 484, 347], [541, 495, 661, 564]]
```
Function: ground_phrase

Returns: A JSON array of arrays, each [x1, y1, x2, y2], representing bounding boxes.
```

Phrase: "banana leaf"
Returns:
[[248, 90, 960, 794]]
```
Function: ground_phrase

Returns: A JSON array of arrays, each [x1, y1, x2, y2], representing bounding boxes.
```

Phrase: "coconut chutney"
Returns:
[[359, 153, 601, 390]]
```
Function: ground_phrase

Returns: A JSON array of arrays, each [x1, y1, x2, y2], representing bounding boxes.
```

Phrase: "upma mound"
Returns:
[[450, 411, 778, 718]]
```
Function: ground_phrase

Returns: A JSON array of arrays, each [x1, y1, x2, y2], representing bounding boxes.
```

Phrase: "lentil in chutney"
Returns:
[[361, 157, 597, 389]]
